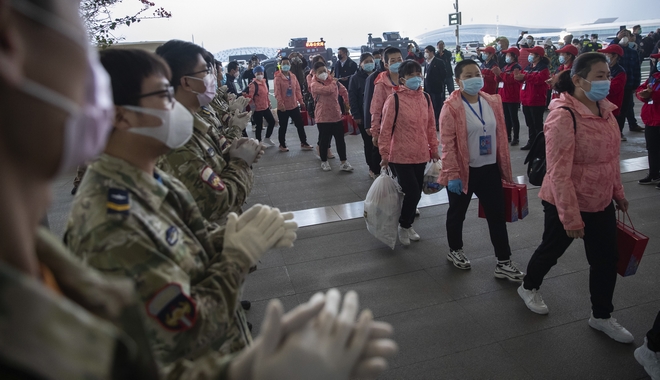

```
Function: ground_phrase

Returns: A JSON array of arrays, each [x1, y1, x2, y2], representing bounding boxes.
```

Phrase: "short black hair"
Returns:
[[100, 49, 172, 106], [383, 47, 402, 63], [398, 60, 422, 80], [280, 56, 291, 63], [454, 59, 480, 78], [373, 49, 383, 56], [156, 40, 208, 90], [313, 61, 327, 72], [227, 61, 239, 72], [359, 52, 374, 63], [311, 55, 326, 64], [338, 47, 349, 54], [425, 45, 436, 53]]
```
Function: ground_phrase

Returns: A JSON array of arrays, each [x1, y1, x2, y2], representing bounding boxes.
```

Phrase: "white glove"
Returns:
[[229, 137, 260, 165], [227, 93, 237, 102], [223, 205, 286, 266], [228, 96, 250, 113], [229, 109, 252, 131], [220, 85, 229, 93], [235, 206, 297, 248]]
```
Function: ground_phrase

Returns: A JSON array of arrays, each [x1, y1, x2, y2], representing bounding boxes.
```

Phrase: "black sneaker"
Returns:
[[656, 183, 660, 190], [511, 139, 519, 146], [629, 125, 645, 132], [71, 187, 77, 195], [241, 300, 251, 310], [638, 176, 660, 185], [520, 143, 532, 150]]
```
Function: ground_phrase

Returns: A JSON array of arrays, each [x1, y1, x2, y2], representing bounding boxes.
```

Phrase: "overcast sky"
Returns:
[[108, 0, 657, 53]]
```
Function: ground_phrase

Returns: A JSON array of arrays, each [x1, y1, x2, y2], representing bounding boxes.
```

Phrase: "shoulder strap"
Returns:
[[558, 106, 576, 133], [253, 81, 259, 97], [392, 93, 399, 134]]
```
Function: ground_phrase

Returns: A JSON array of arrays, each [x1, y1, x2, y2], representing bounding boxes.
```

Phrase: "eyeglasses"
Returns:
[[184, 68, 212, 77], [136, 86, 175, 104]]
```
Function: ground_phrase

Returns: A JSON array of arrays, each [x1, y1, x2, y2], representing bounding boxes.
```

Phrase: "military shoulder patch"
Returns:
[[206, 147, 216, 157], [165, 226, 179, 246], [200, 166, 225, 191], [146, 283, 197, 332], [107, 188, 130, 215]]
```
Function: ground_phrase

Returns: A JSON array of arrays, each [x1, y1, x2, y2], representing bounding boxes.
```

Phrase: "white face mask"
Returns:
[[317, 72, 329, 81], [619, 37, 629, 46], [256, 74, 264, 80], [122, 102, 194, 149], [425, 52, 433, 60], [12, 0, 115, 176], [186, 73, 217, 107]]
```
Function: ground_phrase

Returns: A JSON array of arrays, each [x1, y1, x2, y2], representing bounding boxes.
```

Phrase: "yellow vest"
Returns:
[[455, 52, 463, 62]]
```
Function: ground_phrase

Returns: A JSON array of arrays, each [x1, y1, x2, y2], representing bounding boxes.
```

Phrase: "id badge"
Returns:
[[498, 82, 504, 89], [522, 83, 526, 90], [286, 88, 293, 97], [479, 135, 492, 155], [649, 100, 654, 105]]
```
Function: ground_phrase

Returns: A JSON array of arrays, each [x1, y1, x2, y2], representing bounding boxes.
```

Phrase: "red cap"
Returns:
[[501, 47, 520, 56], [556, 45, 579, 57], [598, 44, 624, 57], [482, 46, 496, 54], [524, 46, 545, 57], [651, 53, 660, 59]]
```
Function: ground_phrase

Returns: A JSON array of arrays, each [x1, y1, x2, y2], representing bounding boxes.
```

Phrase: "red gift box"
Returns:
[[516, 183, 529, 220], [478, 183, 519, 223], [616, 211, 649, 277], [300, 110, 313, 126], [342, 114, 359, 135]]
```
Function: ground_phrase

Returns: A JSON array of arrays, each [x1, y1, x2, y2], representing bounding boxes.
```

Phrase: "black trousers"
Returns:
[[444, 76, 455, 95], [645, 126, 660, 178], [523, 201, 618, 319], [318, 121, 347, 161], [390, 163, 426, 229], [429, 92, 444, 130], [446, 164, 512, 261], [254, 109, 276, 141], [647, 310, 660, 352], [617, 87, 636, 132], [277, 108, 308, 147], [358, 122, 380, 174], [522, 105, 545, 144], [626, 90, 639, 127], [503, 102, 521, 141]]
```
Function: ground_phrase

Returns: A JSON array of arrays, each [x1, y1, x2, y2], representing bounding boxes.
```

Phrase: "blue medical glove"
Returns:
[[448, 179, 463, 195]]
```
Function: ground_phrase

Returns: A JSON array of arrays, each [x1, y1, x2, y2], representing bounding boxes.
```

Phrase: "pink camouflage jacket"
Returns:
[[369, 71, 398, 137], [438, 90, 514, 193], [309, 76, 348, 124], [246, 78, 270, 111], [378, 86, 438, 164], [539, 93, 625, 230], [274, 70, 303, 111]]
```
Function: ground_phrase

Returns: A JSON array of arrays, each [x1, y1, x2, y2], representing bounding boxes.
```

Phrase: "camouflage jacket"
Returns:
[[64, 154, 252, 369], [0, 227, 161, 380], [208, 94, 244, 142], [158, 113, 253, 224]]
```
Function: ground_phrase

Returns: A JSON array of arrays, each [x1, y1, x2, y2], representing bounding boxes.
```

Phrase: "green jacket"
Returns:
[[158, 113, 253, 224], [65, 154, 251, 371]]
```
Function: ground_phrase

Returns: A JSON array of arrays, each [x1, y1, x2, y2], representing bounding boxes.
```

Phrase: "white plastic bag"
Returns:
[[423, 160, 443, 195], [364, 168, 404, 249]]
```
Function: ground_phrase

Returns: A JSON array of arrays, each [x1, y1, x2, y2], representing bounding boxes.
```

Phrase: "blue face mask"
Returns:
[[363, 62, 375, 72], [405, 76, 423, 90], [481, 53, 489, 61], [505, 56, 512, 64], [559, 55, 566, 64], [583, 79, 611, 102], [389, 62, 401, 73], [461, 77, 484, 96], [528, 55, 535, 63], [374, 58, 381, 66], [220, 74, 227, 86], [281, 64, 291, 71], [656, 61, 660, 71], [496, 44, 502, 51], [629, 42, 635, 49]]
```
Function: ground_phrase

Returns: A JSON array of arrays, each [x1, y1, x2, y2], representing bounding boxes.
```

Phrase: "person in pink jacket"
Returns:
[[378, 61, 440, 245], [438, 59, 524, 281], [309, 61, 353, 172], [274, 56, 313, 152], [370, 47, 403, 142], [307, 55, 335, 159], [518, 53, 634, 345], [245, 65, 276, 145]]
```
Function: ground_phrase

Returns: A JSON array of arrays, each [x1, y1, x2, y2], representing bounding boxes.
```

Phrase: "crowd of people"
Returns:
[[1, 0, 659, 378]]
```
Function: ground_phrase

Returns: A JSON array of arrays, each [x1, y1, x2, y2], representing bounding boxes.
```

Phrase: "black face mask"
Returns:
[[338, 54, 344, 60]]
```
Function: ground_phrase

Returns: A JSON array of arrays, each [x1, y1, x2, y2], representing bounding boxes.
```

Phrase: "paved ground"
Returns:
[[46, 104, 658, 379]]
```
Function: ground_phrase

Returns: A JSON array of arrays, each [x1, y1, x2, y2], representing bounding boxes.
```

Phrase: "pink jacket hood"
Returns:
[[369, 71, 399, 136], [438, 90, 513, 193]]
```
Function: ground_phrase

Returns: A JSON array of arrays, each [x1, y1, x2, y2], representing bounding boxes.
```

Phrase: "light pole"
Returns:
[[454, 0, 460, 48]]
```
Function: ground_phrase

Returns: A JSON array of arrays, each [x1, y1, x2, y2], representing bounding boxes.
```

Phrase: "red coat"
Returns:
[[496, 62, 522, 103], [608, 64, 627, 117], [636, 72, 660, 126], [480, 59, 498, 95], [519, 60, 550, 106]]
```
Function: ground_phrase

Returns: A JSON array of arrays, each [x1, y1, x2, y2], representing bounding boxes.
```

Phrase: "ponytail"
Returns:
[[554, 70, 575, 95]]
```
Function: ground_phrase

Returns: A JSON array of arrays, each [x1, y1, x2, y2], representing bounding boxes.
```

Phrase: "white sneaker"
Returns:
[[407, 227, 420, 241], [517, 285, 549, 315], [398, 226, 410, 246], [588, 312, 634, 343], [495, 260, 525, 282], [321, 161, 331, 171], [263, 137, 275, 146], [635, 337, 660, 380], [252, 124, 256, 131], [447, 249, 471, 269], [339, 161, 354, 172], [415, 208, 420, 217]]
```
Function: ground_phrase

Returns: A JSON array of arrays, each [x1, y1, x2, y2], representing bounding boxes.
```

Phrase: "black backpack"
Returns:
[[524, 106, 576, 186]]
